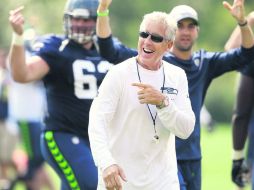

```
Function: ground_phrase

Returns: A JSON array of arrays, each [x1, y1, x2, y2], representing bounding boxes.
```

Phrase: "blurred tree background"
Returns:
[[1, 0, 254, 123]]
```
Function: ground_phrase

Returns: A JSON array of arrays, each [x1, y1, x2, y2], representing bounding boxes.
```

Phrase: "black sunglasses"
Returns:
[[139, 31, 166, 43]]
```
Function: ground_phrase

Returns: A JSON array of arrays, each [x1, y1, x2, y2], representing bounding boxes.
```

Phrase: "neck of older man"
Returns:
[[136, 57, 162, 71]]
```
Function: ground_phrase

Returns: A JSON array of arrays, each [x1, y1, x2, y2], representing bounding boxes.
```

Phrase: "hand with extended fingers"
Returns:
[[103, 164, 127, 190], [223, 0, 246, 24], [9, 6, 25, 35]]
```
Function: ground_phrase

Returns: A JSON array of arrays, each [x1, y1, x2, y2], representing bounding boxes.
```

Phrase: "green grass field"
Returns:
[[201, 123, 251, 190], [14, 123, 252, 190]]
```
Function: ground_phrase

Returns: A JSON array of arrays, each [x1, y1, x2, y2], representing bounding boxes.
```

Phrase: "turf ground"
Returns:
[[14, 123, 252, 190], [201, 123, 251, 190]]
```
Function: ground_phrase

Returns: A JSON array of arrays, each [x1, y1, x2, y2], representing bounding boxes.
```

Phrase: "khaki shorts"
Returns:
[[0, 121, 18, 163]]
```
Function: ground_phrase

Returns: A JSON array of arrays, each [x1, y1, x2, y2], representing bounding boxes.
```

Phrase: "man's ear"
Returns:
[[167, 40, 173, 51]]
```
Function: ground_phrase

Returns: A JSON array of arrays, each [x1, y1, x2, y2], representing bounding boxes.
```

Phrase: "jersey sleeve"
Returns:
[[240, 64, 254, 79], [34, 35, 64, 70], [206, 45, 254, 78], [157, 69, 195, 139], [98, 35, 138, 64]]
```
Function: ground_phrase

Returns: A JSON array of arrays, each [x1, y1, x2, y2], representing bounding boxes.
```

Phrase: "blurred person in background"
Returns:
[[95, 0, 254, 189], [200, 106, 215, 132], [0, 48, 19, 189], [7, 27, 55, 190], [8, 0, 118, 189], [225, 11, 254, 190]]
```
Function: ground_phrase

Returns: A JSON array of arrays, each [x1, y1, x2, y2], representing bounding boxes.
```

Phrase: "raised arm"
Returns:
[[97, 0, 112, 38], [8, 6, 49, 83], [225, 11, 254, 50], [223, 0, 254, 49], [96, 0, 138, 64]]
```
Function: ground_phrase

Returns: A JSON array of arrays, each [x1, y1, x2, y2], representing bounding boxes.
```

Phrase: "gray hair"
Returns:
[[139, 11, 176, 41]]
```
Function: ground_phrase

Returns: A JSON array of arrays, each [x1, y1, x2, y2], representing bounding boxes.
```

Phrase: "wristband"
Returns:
[[238, 20, 248, 27], [12, 32, 24, 46], [97, 9, 109, 17], [232, 149, 244, 160]]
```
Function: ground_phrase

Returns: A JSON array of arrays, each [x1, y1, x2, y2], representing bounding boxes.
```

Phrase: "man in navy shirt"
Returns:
[[8, 0, 115, 189], [96, 0, 254, 189]]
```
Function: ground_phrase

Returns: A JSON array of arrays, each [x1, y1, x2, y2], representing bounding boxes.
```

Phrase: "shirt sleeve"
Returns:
[[88, 66, 120, 171], [240, 63, 254, 79], [157, 70, 195, 139], [98, 35, 138, 63], [207, 45, 254, 78]]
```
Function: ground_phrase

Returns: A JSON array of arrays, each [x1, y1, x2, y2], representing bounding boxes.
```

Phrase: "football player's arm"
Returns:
[[9, 47, 49, 83], [8, 6, 49, 83], [97, 0, 112, 38], [225, 12, 254, 50], [223, 0, 254, 49]]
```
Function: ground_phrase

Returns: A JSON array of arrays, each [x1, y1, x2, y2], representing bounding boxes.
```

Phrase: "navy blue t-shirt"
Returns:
[[98, 36, 254, 160], [35, 35, 113, 139]]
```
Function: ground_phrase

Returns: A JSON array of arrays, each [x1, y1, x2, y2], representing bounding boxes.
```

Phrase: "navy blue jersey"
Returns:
[[98, 36, 254, 160], [241, 61, 254, 78], [35, 35, 113, 138]]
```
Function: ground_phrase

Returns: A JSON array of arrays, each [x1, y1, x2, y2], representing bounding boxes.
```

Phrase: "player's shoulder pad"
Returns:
[[33, 34, 66, 52]]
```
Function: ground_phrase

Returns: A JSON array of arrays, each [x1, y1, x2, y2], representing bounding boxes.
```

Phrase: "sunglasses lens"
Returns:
[[139, 31, 164, 43], [139, 32, 149, 38], [150, 35, 163, 43]]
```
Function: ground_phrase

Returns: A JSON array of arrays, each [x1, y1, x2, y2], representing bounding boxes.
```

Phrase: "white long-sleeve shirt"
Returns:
[[89, 57, 195, 190]]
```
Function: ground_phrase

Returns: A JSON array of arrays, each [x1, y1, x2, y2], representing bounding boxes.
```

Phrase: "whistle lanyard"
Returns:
[[135, 60, 165, 140]]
